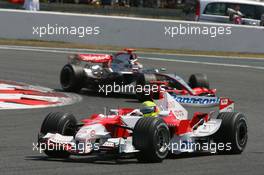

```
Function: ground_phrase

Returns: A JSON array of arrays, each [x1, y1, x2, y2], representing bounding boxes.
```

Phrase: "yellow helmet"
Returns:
[[140, 101, 160, 117]]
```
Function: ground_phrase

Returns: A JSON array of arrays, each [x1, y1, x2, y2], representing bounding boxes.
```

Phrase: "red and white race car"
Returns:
[[38, 93, 247, 163]]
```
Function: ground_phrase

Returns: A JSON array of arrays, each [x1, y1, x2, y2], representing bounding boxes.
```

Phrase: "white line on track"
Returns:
[[0, 45, 264, 70], [140, 56, 264, 70]]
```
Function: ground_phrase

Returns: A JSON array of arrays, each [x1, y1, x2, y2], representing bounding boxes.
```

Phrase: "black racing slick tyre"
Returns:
[[213, 112, 248, 154], [189, 73, 210, 89], [39, 112, 77, 158], [60, 64, 84, 92], [136, 73, 158, 102], [133, 117, 170, 163]]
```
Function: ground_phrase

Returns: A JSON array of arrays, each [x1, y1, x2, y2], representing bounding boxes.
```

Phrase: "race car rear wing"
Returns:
[[68, 54, 112, 63], [123, 48, 136, 54]]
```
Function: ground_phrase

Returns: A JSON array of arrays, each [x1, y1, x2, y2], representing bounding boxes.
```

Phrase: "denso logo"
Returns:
[[173, 95, 220, 105]]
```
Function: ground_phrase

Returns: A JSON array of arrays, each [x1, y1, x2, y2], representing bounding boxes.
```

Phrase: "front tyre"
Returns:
[[39, 112, 77, 158], [213, 112, 248, 154], [133, 117, 170, 163]]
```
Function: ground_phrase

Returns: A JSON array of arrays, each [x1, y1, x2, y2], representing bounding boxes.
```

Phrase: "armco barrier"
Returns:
[[0, 9, 263, 53]]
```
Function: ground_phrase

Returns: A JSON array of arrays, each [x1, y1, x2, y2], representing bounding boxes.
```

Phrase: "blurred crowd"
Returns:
[[8, 0, 192, 11], [47, 0, 187, 8]]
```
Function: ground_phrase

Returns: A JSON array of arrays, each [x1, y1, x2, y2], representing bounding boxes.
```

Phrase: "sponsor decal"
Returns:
[[78, 54, 112, 63], [90, 130, 96, 138], [156, 92, 188, 120], [219, 98, 234, 112], [172, 94, 220, 106], [220, 99, 229, 105]]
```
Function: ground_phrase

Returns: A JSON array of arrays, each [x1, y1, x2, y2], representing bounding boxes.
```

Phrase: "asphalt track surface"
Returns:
[[0, 47, 264, 175]]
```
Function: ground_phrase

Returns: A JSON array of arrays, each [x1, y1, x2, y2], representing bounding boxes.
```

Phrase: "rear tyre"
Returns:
[[133, 117, 170, 163], [60, 64, 84, 92], [39, 112, 77, 158], [136, 73, 158, 102], [189, 73, 209, 89], [213, 112, 248, 154]]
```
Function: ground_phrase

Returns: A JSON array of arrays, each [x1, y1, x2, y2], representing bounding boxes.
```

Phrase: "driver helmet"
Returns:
[[140, 101, 160, 117]]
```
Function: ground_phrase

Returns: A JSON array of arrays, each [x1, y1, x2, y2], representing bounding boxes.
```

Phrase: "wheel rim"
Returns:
[[156, 128, 169, 153]]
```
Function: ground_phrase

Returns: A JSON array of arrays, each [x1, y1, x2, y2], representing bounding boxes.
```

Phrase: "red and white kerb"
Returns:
[[0, 80, 80, 110]]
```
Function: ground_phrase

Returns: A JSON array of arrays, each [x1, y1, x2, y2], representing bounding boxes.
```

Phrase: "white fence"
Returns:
[[0, 9, 263, 53]]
